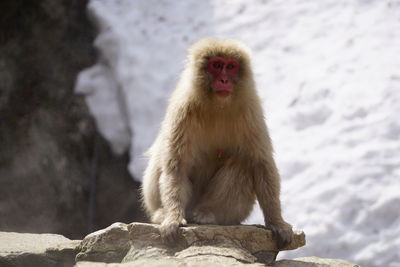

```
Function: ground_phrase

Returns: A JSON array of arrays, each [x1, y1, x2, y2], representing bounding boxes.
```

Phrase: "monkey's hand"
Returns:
[[268, 221, 293, 249], [160, 215, 187, 244]]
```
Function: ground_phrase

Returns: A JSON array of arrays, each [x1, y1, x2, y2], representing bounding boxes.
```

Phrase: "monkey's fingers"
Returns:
[[160, 218, 187, 244], [160, 221, 179, 244], [269, 223, 293, 249]]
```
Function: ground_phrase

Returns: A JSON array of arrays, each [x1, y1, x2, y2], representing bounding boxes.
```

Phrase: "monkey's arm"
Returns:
[[253, 155, 285, 223], [158, 105, 193, 241], [159, 168, 191, 224], [247, 112, 293, 248], [253, 153, 293, 248]]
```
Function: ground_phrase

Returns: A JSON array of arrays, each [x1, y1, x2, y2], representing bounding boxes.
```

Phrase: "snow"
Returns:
[[75, 1, 400, 266]]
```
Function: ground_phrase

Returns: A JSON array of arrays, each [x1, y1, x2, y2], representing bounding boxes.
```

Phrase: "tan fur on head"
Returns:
[[141, 38, 293, 247], [187, 38, 252, 70]]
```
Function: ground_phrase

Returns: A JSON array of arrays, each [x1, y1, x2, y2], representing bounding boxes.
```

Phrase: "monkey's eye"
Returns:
[[213, 62, 223, 69], [226, 64, 235, 70]]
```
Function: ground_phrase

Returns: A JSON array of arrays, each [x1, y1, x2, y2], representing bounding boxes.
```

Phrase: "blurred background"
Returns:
[[1, 1, 399, 267]]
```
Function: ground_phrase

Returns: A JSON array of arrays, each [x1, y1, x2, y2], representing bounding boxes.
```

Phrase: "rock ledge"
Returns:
[[0, 223, 360, 266], [76, 222, 305, 265]]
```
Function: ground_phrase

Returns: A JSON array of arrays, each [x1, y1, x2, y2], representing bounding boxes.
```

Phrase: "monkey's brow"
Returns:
[[202, 55, 241, 64]]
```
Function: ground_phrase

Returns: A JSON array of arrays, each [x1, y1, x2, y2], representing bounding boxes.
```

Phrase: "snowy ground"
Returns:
[[75, 1, 400, 266]]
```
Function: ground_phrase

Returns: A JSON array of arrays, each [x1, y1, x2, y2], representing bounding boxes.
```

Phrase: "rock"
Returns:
[[276, 256, 360, 267], [0, 226, 360, 267], [0, 0, 145, 239], [76, 222, 306, 265], [0, 232, 80, 267]]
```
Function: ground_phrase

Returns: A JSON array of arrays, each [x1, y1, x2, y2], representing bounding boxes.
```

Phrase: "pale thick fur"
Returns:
[[141, 38, 293, 247]]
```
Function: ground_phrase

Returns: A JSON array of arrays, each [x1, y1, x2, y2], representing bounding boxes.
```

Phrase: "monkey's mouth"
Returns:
[[215, 90, 231, 97]]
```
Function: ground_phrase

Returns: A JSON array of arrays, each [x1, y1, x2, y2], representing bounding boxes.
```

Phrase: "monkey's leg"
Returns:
[[191, 158, 256, 225]]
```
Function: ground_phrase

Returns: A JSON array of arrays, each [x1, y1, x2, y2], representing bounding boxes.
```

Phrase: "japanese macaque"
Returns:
[[141, 38, 293, 248]]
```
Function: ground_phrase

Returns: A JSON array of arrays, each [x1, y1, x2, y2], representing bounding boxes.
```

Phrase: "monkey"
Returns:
[[141, 38, 293, 248]]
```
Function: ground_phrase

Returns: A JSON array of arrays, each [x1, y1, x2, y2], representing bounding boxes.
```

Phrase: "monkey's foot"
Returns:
[[160, 216, 187, 244], [268, 222, 293, 249], [192, 208, 217, 224]]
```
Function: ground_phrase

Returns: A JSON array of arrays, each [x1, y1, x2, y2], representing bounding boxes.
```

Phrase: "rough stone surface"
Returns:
[[0, 226, 360, 267], [276, 257, 361, 267], [76, 222, 306, 265], [75, 257, 361, 267], [0, 232, 80, 267]]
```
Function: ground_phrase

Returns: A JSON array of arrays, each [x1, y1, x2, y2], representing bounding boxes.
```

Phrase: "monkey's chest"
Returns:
[[199, 147, 231, 162], [189, 118, 247, 170], [190, 146, 236, 175]]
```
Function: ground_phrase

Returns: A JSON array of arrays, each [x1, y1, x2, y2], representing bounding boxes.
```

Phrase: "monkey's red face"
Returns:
[[207, 57, 240, 97]]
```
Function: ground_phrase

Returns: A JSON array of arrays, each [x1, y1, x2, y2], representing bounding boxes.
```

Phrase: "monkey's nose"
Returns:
[[220, 79, 228, 84]]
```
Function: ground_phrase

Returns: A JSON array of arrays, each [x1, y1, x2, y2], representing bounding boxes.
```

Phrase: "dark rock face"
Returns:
[[0, 0, 145, 239]]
